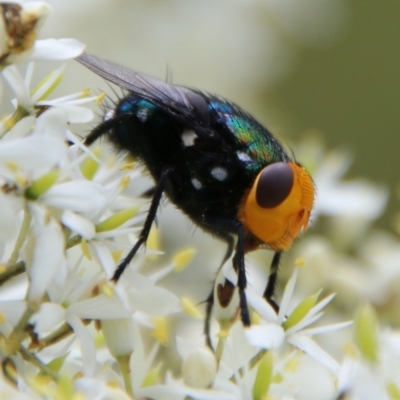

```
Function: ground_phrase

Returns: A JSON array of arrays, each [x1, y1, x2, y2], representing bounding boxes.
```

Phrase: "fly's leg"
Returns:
[[204, 289, 214, 349], [204, 223, 282, 349], [232, 223, 250, 326], [204, 234, 235, 349], [203, 219, 250, 327], [263, 251, 282, 312], [84, 113, 135, 146], [112, 169, 171, 282]]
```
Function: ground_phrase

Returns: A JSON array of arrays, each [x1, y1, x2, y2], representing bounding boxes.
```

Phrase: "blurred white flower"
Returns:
[[335, 305, 400, 400], [312, 148, 388, 222], [0, 2, 84, 67], [0, 2, 52, 66]]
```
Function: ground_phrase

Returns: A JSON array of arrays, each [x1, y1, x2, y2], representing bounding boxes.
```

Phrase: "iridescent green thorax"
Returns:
[[209, 100, 289, 173]]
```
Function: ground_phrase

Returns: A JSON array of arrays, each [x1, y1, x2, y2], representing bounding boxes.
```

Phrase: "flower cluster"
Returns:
[[1, 2, 400, 400]]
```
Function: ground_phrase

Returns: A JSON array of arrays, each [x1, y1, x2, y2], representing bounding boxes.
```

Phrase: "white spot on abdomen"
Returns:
[[236, 151, 252, 163], [211, 167, 228, 181], [191, 178, 203, 189], [181, 130, 197, 147]]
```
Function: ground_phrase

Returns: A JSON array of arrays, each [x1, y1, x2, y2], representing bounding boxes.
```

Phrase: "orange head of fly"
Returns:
[[241, 162, 314, 251]]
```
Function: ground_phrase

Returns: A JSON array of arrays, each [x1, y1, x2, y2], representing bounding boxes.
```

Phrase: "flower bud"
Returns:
[[182, 347, 217, 388], [354, 303, 379, 363], [101, 318, 135, 358]]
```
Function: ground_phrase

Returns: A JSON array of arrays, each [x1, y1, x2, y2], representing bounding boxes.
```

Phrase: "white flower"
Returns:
[[0, 2, 52, 66], [26, 202, 67, 302], [0, 2, 84, 67], [0, 1, 84, 106], [245, 267, 352, 375], [26, 248, 179, 378], [335, 306, 400, 400], [209, 254, 352, 374], [0, 49, 181, 394], [140, 261, 351, 400], [1, 62, 94, 136], [312, 148, 388, 221]]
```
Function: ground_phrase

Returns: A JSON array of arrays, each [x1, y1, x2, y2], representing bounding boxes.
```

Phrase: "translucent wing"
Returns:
[[76, 53, 210, 127]]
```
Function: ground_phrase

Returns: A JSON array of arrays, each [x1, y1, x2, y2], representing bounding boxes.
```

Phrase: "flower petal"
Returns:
[[27, 204, 67, 302], [0, 300, 26, 328], [61, 210, 95, 239], [128, 286, 180, 316], [0, 136, 67, 180], [245, 323, 285, 349], [59, 105, 94, 123], [66, 314, 96, 377], [42, 180, 108, 215], [33, 107, 68, 139], [301, 321, 353, 336], [88, 241, 116, 278], [0, 193, 21, 240], [287, 334, 340, 375], [278, 267, 298, 323], [68, 295, 132, 320], [245, 288, 278, 323], [30, 302, 65, 336], [2, 65, 32, 108], [30, 38, 85, 60]]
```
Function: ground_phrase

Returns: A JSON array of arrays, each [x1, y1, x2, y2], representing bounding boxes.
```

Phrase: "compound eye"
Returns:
[[256, 162, 294, 208]]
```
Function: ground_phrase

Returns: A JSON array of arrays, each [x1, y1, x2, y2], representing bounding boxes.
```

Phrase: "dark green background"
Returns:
[[270, 1, 400, 228]]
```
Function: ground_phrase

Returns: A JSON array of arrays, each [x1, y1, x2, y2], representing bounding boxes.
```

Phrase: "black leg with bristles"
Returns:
[[263, 251, 282, 312], [112, 169, 171, 282]]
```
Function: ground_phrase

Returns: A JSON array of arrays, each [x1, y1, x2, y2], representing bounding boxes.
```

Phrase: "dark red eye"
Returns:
[[256, 162, 294, 208]]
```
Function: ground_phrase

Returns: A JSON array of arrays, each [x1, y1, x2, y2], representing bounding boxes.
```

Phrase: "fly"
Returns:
[[77, 53, 315, 343]]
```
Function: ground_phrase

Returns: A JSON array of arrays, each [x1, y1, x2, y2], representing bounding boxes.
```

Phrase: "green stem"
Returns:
[[0, 261, 25, 287], [66, 235, 82, 249], [1, 358, 18, 386], [19, 346, 59, 381], [35, 323, 73, 350], [0, 106, 31, 138], [5, 305, 36, 356], [35, 319, 91, 351], [249, 349, 267, 370], [215, 335, 226, 365]]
